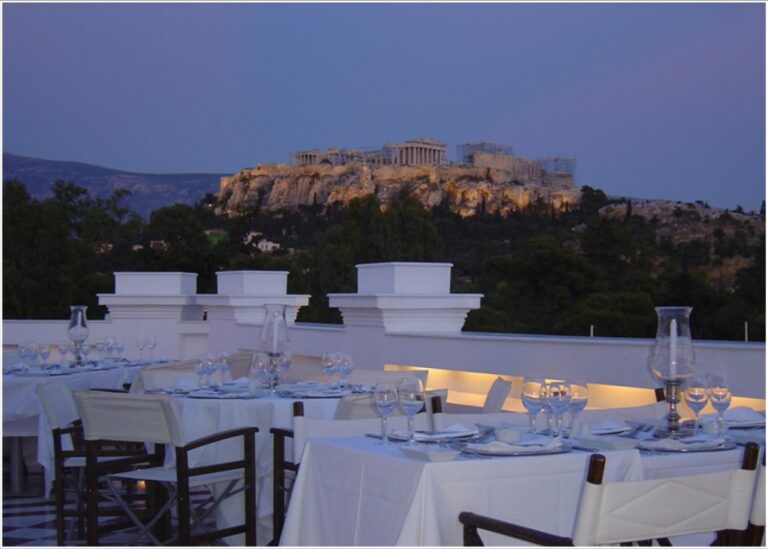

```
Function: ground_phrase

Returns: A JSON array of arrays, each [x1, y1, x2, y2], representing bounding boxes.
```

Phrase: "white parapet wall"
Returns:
[[2, 264, 765, 403]]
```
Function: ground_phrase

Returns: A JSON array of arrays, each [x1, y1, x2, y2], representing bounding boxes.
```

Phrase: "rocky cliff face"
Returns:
[[219, 163, 581, 217]]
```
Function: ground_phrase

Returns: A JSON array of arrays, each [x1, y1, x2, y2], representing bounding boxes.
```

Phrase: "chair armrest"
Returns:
[[184, 426, 260, 452], [459, 512, 573, 546], [270, 427, 294, 439]]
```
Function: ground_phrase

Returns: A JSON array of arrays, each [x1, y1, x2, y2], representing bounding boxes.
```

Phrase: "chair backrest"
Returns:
[[36, 380, 79, 430], [482, 377, 512, 413], [73, 390, 185, 447], [572, 443, 761, 546], [228, 351, 254, 379], [348, 368, 429, 387], [130, 359, 199, 393], [432, 411, 525, 431]]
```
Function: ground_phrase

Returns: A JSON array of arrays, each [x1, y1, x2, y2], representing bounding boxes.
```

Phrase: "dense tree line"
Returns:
[[3, 179, 764, 341]]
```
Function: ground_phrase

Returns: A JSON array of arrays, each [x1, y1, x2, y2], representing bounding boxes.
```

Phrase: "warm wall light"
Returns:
[[385, 364, 765, 414]]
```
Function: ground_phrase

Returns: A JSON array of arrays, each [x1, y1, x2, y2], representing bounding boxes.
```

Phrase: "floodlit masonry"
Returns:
[[291, 138, 575, 188]]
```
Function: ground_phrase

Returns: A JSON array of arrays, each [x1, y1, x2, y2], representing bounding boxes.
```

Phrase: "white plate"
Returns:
[[291, 389, 350, 398], [187, 391, 256, 400], [400, 446, 460, 462], [461, 443, 572, 457], [390, 429, 483, 443], [637, 439, 737, 453]]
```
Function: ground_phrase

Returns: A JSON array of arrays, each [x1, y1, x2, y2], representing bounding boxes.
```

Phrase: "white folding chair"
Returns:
[[460, 442, 761, 546], [73, 390, 258, 546], [129, 359, 198, 393], [36, 381, 86, 545], [432, 410, 526, 431], [482, 376, 512, 413]]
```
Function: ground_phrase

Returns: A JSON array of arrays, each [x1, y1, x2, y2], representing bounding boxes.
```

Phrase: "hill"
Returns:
[[2, 153, 224, 217]]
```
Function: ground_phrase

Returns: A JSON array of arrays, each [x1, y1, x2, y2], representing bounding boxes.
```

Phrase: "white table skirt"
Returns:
[[280, 436, 745, 546], [173, 395, 340, 544], [2, 365, 145, 495]]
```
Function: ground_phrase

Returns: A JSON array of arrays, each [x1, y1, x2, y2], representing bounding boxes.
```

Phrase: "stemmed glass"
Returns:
[[542, 381, 572, 437], [374, 383, 398, 445], [215, 351, 232, 384], [57, 342, 73, 368], [195, 353, 214, 389], [398, 377, 424, 446], [707, 371, 732, 436], [135, 335, 146, 360], [146, 336, 157, 360], [112, 337, 125, 361], [320, 352, 337, 384], [37, 344, 52, 369], [683, 376, 709, 435], [336, 352, 354, 390], [567, 379, 589, 435], [521, 377, 545, 433]]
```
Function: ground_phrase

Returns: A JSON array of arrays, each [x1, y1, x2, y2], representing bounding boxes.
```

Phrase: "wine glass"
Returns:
[[112, 337, 125, 361], [320, 352, 337, 385], [374, 383, 398, 445], [683, 376, 709, 435], [707, 371, 732, 436], [336, 352, 354, 390], [398, 377, 424, 446], [57, 341, 73, 368], [521, 377, 545, 433], [215, 351, 232, 385], [146, 335, 157, 360], [542, 381, 572, 437], [135, 335, 146, 360], [37, 343, 51, 369], [567, 379, 589, 435], [195, 353, 214, 389]]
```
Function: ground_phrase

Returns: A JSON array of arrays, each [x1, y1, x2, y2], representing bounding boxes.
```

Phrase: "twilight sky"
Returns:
[[3, 3, 765, 210]]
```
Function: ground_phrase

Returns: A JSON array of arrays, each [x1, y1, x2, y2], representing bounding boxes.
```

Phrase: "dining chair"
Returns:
[[129, 359, 198, 393], [36, 383, 154, 546], [459, 442, 761, 547], [482, 376, 512, 413], [73, 390, 258, 546], [270, 400, 433, 544], [745, 453, 765, 545]]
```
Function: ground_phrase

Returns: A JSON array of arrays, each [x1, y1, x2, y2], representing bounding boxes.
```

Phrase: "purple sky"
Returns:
[[3, 3, 765, 210]]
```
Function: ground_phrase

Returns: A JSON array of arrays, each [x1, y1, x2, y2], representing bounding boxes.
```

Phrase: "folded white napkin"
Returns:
[[466, 436, 563, 454], [702, 406, 765, 425], [176, 378, 197, 391], [392, 423, 479, 442], [638, 435, 728, 452], [589, 420, 631, 435]]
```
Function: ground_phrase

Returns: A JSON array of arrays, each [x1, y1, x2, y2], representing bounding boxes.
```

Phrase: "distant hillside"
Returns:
[[2, 153, 225, 217]]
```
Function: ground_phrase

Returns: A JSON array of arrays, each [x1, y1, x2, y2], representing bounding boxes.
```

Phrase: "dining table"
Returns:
[[280, 433, 752, 546], [166, 386, 344, 545], [3, 359, 158, 494]]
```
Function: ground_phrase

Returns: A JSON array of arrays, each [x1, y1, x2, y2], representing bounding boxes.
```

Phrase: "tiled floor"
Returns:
[[3, 473, 219, 546], [3, 474, 58, 546]]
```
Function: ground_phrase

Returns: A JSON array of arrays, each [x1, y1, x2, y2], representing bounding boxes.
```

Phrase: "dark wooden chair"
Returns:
[[74, 390, 258, 546], [460, 443, 760, 547], [745, 453, 765, 545]]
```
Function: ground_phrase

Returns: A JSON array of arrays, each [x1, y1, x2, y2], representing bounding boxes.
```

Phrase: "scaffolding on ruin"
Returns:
[[456, 142, 515, 165], [538, 156, 576, 175]]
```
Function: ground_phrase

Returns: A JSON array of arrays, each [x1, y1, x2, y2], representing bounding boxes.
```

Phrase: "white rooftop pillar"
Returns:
[[196, 271, 310, 352], [98, 272, 204, 359], [329, 262, 482, 333]]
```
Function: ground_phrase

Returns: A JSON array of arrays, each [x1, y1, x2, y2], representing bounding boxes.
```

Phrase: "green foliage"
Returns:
[[3, 179, 764, 342]]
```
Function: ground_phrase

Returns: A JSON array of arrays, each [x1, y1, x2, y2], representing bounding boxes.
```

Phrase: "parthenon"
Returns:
[[293, 138, 446, 167]]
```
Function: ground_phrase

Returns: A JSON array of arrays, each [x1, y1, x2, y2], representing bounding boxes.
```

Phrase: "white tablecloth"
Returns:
[[3, 364, 146, 494], [173, 394, 340, 544], [280, 436, 745, 546]]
